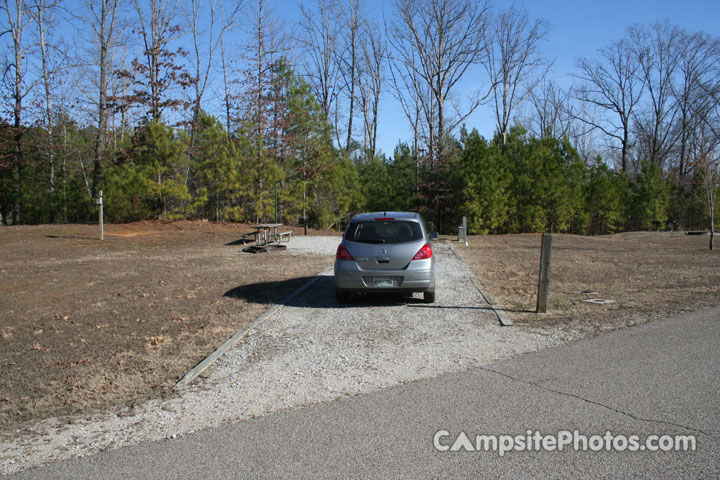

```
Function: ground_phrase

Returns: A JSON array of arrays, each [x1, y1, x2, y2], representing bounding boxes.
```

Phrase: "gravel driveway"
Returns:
[[2, 238, 569, 475]]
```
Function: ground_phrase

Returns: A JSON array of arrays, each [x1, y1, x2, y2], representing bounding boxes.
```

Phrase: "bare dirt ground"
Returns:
[[455, 231, 720, 337], [0, 221, 332, 434]]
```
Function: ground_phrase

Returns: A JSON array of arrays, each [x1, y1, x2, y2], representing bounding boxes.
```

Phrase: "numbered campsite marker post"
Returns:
[[96, 190, 104, 241], [462, 216, 468, 246]]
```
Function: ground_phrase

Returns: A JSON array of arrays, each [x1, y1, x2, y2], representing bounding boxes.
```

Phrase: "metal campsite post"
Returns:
[[462, 216, 468, 246], [458, 216, 468, 245], [303, 182, 308, 236], [536, 232, 552, 313], [97, 190, 104, 241], [274, 180, 283, 224]]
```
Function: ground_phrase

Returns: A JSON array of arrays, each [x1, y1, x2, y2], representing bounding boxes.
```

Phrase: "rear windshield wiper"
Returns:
[[359, 239, 385, 244]]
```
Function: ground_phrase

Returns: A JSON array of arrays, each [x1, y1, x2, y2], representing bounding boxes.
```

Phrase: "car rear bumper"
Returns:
[[334, 258, 435, 293]]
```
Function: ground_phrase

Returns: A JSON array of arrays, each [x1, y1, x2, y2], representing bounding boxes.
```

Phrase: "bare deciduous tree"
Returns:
[[84, 0, 120, 198], [2, 0, 42, 223], [31, 0, 65, 221], [388, 0, 491, 231], [695, 105, 720, 249], [184, 0, 241, 131], [356, 16, 385, 160], [566, 98, 603, 164], [700, 149, 718, 250], [219, 34, 232, 134], [338, 0, 360, 152], [387, 27, 424, 156], [129, 0, 189, 121], [705, 162, 718, 250], [574, 38, 643, 173], [109, 46, 133, 144], [689, 67, 720, 248], [629, 21, 681, 169], [240, 0, 289, 142], [297, 0, 342, 142], [484, 3, 549, 149], [239, 0, 291, 222], [671, 30, 720, 178], [387, 41, 428, 201], [526, 78, 572, 139], [389, 0, 491, 164]]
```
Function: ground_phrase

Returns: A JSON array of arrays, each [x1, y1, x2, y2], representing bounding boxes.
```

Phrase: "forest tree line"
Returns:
[[1, 0, 718, 235]]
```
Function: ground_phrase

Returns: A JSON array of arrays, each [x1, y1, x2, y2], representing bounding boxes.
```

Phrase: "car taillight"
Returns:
[[336, 244, 354, 260], [413, 243, 432, 260]]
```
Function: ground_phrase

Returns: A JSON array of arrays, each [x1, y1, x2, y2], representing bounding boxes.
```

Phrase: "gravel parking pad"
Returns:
[[279, 234, 342, 256], [2, 238, 570, 475], [209, 241, 559, 400]]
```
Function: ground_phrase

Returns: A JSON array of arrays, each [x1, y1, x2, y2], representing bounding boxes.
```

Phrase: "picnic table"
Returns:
[[252, 223, 281, 245], [251, 223, 292, 245]]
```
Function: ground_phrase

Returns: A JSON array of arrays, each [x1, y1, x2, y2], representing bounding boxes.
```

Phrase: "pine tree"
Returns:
[[192, 112, 242, 221], [127, 120, 189, 219], [629, 160, 670, 230], [460, 128, 511, 234], [586, 160, 628, 235]]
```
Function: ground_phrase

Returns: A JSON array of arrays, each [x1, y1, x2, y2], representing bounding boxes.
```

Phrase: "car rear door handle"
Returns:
[[376, 257, 390, 263]]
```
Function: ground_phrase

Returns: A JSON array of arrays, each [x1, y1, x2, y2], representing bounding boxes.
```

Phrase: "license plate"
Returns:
[[372, 277, 394, 287]]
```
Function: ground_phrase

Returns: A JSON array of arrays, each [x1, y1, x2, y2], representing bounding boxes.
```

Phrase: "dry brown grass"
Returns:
[[0, 221, 331, 433], [454, 231, 720, 336]]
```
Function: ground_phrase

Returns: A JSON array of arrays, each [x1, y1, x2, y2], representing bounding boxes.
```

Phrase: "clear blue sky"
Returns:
[[60, 0, 720, 157], [343, 0, 720, 157], [525, 0, 720, 86]]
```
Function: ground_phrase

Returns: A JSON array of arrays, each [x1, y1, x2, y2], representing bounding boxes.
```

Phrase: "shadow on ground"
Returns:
[[408, 304, 536, 314], [45, 235, 99, 240], [224, 276, 318, 304], [224, 239, 253, 246], [224, 275, 426, 309]]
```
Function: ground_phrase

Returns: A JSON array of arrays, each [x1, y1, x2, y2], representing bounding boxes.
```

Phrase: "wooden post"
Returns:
[[536, 232, 552, 313]]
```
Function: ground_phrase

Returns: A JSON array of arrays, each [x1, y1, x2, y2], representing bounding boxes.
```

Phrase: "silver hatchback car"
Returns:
[[334, 212, 437, 303]]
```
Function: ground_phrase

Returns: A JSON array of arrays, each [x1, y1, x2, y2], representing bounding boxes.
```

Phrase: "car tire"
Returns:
[[423, 290, 435, 303], [336, 290, 351, 304]]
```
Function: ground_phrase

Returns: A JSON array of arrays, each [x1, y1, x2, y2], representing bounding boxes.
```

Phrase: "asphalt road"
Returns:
[[10, 306, 719, 479]]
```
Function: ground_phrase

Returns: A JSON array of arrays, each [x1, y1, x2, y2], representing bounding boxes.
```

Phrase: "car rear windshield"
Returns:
[[345, 220, 424, 244]]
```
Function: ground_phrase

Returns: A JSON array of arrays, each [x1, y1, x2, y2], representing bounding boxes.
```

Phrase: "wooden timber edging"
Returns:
[[174, 264, 334, 390], [444, 240, 513, 327]]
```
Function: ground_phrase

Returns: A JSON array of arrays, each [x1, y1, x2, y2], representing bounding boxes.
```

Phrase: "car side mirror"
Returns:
[[429, 231, 439, 240]]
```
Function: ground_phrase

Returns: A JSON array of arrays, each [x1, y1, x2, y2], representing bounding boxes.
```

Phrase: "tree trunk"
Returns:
[[93, 35, 107, 200], [621, 123, 628, 174], [150, 0, 160, 120], [92, 0, 118, 199], [61, 120, 68, 221], [344, 2, 358, 152], [12, 115, 22, 225], [345, 40, 356, 152], [221, 37, 232, 135], [711, 200, 715, 251], [37, 6, 56, 222], [10, 0, 24, 224]]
